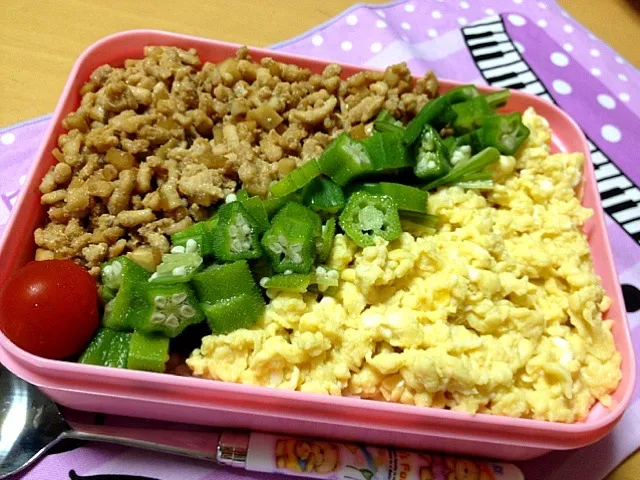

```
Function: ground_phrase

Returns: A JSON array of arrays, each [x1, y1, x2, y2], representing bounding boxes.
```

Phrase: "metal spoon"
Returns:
[[0, 363, 525, 479], [0, 362, 232, 478]]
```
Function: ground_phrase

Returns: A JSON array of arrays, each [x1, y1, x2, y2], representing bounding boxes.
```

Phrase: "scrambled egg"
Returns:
[[187, 108, 622, 423]]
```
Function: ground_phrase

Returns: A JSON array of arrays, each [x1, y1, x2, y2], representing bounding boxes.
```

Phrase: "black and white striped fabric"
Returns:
[[462, 16, 640, 243]]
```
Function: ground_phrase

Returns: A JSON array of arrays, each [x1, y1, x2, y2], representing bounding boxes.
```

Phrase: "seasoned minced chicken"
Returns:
[[34, 46, 438, 275]]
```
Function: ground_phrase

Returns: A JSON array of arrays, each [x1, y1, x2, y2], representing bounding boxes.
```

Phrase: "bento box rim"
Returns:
[[0, 28, 635, 440]]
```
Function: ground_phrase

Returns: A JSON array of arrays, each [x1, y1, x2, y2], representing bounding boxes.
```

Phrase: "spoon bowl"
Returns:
[[0, 362, 225, 478]]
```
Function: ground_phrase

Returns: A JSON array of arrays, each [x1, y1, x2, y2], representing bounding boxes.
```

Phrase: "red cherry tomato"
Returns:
[[0, 260, 99, 359]]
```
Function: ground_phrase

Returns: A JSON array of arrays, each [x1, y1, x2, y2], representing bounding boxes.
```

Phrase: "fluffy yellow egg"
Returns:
[[187, 108, 621, 423]]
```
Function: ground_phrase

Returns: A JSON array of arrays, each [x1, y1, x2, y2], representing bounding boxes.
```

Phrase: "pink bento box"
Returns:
[[0, 30, 635, 461]]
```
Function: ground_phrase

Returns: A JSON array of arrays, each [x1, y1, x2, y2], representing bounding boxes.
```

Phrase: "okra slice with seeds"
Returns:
[[302, 177, 345, 215], [98, 285, 117, 304], [473, 112, 530, 156], [211, 201, 263, 262], [191, 260, 261, 304], [259, 273, 312, 293], [484, 89, 510, 109], [353, 183, 429, 213], [453, 171, 494, 190], [261, 205, 318, 274], [270, 158, 323, 197], [149, 252, 203, 284], [171, 223, 215, 256], [339, 191, 401, 247], [399, 212, 441, 237], [101, 257, 151, 331], [362, 131, 412, 172], [101, 256, 149, 292], [104, 331, 133, 369], [261, 220, 315, 274], [201, 292, 266, 334], [319, 133, 373, 186], [373, 109, 404, 135], [240, 196, 270, 232], [414, 125, 452, 181], [262, 191, 301, 219], [379, 131, 412, 170], [448, 95, 494, 135], [78, 328, 131, 369], [130, 283, 205, 338], [275, 203, 322, 237], [316, 217, 337, 263], [312, 266, 340, 292], [450, 145, 472, 166], [235, 188, 250, 202], [424, 147, 500, 190], [403, 95, 451, 146], [79, 328, 118, 366], [127, 331, 170, 373]]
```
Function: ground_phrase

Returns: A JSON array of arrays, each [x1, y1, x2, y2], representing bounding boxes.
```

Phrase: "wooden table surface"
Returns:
[[1, 0, 638, 478]]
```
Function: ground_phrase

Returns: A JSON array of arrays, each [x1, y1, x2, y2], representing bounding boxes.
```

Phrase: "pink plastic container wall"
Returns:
[[0, 30, 635, 462]]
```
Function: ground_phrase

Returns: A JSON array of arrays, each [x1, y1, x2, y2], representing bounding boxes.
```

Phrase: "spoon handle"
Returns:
[[64, 424, 221, 461], [64, 425, 524, 479], [222, 432, 524, 480]]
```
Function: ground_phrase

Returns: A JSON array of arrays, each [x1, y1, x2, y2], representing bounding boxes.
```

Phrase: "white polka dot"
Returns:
[[370, 42, 383, 53], [485, 8, 496, 15], [619, 92, 630, 102], [590, 68, 601, 77], [615, 56, 625, 64], [563, 24, 574, 33], [538, 1, 548, 8], [311, 35, 324, 47], [458, 17, 468, 26], [18, 175, 26, 185], [0, 133, 15, 145], [428, 29, 438, 38], [341, 41, 353, 51], [404, 3, 415, 12], [597, 94, 616, 109], [550, 52, 569, 67], [376, 20, 387, 28], [588, 33, 596, 40], [590, 49, 600, 57], [376, 10, 385, 18], [601, 125, 621, 143], [513, 0, 523, 4], [561, 10, 570, 18], [346, 14, 358, 26], [537, 19, 548, 28], [563, 43, 574, 53], [432, 10, 442, 19], [552, 79, 572, 95], [508, 14, 527, 26], [460, 1, 470, 9], [401, 22, 411, 30], [618, 73, 628, 82], [514, 41, 525, 53]]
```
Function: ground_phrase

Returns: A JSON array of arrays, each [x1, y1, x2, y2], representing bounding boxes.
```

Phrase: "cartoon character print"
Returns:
[[275, 438, 340, 475], [419, 454, 434, 480], [444, 457, 495, 480], [419, 468, 435, 480]]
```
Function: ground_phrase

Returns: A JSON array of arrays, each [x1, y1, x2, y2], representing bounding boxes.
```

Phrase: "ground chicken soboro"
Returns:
[[34, 46, 438, 275]]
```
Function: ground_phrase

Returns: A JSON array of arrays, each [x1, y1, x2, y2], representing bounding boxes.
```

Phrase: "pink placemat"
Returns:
[[2, 1, 639, 479]]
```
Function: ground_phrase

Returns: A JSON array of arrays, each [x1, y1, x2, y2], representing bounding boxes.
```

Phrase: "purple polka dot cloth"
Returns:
[[2, 1, 640, 479]]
